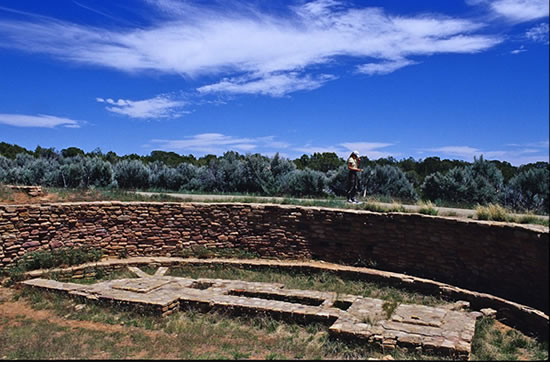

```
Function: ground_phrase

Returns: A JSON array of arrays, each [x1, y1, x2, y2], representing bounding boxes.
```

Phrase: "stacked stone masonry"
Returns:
[[23, 266, 478, 359], [20, 257, 550, 341], [3, 185, 44, 197], [1, 202, 548, 313]]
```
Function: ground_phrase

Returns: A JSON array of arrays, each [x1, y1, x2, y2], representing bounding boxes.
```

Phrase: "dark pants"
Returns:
[[347, 171, 358, 200]]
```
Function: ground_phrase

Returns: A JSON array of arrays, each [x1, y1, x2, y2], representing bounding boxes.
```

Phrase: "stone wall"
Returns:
[[2, 185, 44, 197], [0, 202, 547, 312]]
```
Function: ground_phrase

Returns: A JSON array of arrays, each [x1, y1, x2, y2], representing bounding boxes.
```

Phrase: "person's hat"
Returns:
[[352, 150, 360, 156]]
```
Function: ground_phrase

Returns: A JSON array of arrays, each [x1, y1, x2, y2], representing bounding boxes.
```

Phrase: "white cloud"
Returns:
[[150, 134, 397, 159], [510, 45, 527, 54], [422, 143, 549, 166], [198, 73, 336, 97], [0, 113, 80, 128], [231, 144, 257, 150], [97, 95, 187, 119], [340, 142, 394, 152], [150, 133, 288, 155], [468, 0, 549, 23], [357, 59, 416, 75], [424, 145, 482, 157], [256, 136, 291, 149], [489, 0, 549, 22], [525, 23, 549, 43], [293, 141, 397, 159], [0, 1, 502, 96]]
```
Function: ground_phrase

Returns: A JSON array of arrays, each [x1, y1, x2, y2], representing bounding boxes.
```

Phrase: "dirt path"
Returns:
[[0, 287, 164, 338], [135, 191, 549, 221], [0, 286, 296, 360]]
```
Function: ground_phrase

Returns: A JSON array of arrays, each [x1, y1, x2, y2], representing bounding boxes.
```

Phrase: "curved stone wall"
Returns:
[[0, 202, 547, 313]]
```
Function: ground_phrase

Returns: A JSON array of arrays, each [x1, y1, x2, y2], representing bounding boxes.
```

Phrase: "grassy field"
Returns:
[[1, 266, 547, 361]]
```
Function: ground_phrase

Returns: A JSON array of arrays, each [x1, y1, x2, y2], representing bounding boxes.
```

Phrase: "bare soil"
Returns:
[[0, 287, 164, 339]]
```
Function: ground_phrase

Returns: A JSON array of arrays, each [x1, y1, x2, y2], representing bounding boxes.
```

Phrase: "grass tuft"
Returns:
[[418, 201, 439, 216], [476, 203, 509, 222], [4, 247, 103, 284]]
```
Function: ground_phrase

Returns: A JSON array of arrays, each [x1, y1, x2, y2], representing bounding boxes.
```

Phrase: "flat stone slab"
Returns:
[[112, 278, 170, 293], [23, 266, 479, 359]]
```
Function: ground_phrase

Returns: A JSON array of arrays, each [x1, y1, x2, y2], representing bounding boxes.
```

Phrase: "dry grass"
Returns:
[[418, 200, 439, 216], [2, 265, 547, 361], [476, 203, 509, 222]]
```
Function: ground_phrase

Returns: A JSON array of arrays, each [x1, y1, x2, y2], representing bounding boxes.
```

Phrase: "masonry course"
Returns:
[[0, 201, 547, 314], [23, 265, 478, 359], [18, 256, 550, 341]]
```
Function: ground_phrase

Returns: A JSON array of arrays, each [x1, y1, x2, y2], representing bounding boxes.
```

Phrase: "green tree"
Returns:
[[197, 154, 218, 167], [61, 147, 85, 158], [0, 142, 33, 159], [34, 146, 58, 159], [488, 159, 517, 183], [293, 154, 311, 170], [307, 152, 344, 172], [146, 150, 187, 167]]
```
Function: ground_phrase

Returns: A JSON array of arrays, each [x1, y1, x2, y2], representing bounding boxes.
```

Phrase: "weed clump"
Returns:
[[5, 246, 103, 284], [418, 201, 439, 216], [476, 204, 509, 222], [382, 300, 399, 319]]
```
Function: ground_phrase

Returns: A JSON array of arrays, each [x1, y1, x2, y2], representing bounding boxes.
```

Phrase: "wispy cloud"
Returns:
[[150, 133, 289, 155], [525, 22, 549, 43], [490, 0, 549, 22], [0, 113, 80, 128], [357, 59, 416, 75], [424, 145, 482, 157], [421, 143, 549, 166], [510, 45, 527, 54], [96, 95, 187, 119], [198, 73, 336, 97], [469, 0, 549, 23], [294, 141, 397, 159], [0, 0, 502, 97], [150, 133, 396, 159]]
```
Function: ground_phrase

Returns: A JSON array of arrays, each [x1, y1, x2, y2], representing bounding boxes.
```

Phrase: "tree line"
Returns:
[[0, 142, 547, 213]]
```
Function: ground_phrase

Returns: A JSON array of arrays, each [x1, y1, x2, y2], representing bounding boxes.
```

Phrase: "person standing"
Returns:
[[347, 151, 362, 203]]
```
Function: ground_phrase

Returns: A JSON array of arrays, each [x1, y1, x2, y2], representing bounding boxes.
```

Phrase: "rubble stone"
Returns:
[[23, 266, 479, 360]]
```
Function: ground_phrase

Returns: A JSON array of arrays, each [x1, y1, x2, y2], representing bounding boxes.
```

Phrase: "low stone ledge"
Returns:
[[20, 256, 549, 341], [23, 269, 478, 359], [2, 185, 44, 197]]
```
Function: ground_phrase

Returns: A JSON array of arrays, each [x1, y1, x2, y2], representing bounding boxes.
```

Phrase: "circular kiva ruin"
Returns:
[[1, 201, 548, 359]]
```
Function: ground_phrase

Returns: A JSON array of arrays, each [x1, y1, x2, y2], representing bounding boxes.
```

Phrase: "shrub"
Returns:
[[195, 165, 220, 192], [176, 162, 199, 190], [269, 153, 296, 194], [422, 155, 503, 206], [326, 166, 349, 196], [280, 168, 327, 197], [501, 167, 549, 214], [359, 165, 418, 202], [242, 154, 275, 194], [215, 152, 248, 193], [470, 156, 504, 205], [82, 157, 114, 187], [149, 161, 183, 190], [114, 159, 150, 189]]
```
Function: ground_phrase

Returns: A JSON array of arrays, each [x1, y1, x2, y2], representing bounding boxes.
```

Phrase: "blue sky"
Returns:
[[0, 0, 548, 166]]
